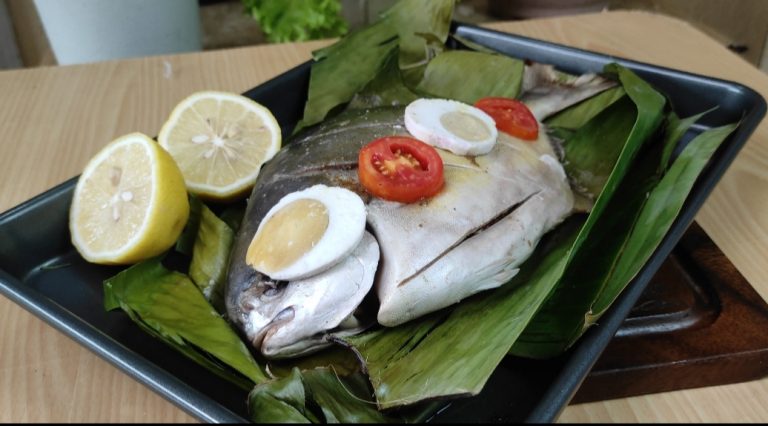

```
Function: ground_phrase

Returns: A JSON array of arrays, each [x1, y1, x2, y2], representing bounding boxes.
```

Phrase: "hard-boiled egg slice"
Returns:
[[404, 98, 498, 156], [246, 185, 366, 281]]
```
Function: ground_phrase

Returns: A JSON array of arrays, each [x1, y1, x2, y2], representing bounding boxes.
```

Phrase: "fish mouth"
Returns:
[[238, 231, 380, 359], [250, 305, 295, 350]]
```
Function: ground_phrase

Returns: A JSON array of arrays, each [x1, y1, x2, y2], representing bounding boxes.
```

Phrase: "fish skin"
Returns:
[[225, 69, 614, 357], [374, 130, 574, 326]]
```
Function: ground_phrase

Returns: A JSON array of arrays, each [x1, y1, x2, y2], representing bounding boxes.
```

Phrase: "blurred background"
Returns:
[[1, 0, 766, 73]]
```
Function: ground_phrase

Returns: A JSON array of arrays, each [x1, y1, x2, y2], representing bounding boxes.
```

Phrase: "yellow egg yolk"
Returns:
[[246, 199, 329, 276]]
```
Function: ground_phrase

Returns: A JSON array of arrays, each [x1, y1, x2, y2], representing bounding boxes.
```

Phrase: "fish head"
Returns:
[[225, 109, 404, 359], [231, 232, 379, 359]]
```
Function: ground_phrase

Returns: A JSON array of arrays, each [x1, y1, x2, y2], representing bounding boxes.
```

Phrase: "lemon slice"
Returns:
[[158, 91, 281, 201], [69, 133, 190, 265]]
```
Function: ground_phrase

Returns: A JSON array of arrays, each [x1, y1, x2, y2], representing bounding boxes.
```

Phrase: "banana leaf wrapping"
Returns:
[[100, 0, 741, 421]]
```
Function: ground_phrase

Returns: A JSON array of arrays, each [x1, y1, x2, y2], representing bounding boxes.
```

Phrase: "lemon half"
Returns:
[[158, 91, 281, 201], [69, 133, 190, 265]]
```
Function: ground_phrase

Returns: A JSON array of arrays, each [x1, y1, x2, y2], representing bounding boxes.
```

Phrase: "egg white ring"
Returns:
[[250, 184, 367, 281], [404, 98, 498, 156]]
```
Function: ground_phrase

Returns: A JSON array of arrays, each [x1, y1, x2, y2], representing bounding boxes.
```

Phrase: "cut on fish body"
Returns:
[[373, 131, 574, 326]]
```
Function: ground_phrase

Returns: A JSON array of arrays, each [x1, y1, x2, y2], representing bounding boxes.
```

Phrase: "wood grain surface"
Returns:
[[1, 10, 767, 423]]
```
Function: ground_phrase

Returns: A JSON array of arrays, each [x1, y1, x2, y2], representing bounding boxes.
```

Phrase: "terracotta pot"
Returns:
[[488, 0, 610, 19]]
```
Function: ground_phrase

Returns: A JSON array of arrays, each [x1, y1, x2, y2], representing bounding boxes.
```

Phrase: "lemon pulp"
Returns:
[[69, 133, 189, 264], [158, 91, 281, 201]]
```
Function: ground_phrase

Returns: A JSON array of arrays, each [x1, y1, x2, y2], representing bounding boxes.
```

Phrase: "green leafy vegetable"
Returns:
[[416, 50, 525, 103], [242, 0, 348, 43], [103, 259, 267, 385]]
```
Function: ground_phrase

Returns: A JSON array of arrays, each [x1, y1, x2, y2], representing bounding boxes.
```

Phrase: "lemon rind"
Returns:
[[70, 133, 160, 263]]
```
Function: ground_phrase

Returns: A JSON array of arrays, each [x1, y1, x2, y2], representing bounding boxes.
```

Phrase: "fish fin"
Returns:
[[521, 63, 617, 120], [472, 258, 521, 293], [572, 191, 594, 214]]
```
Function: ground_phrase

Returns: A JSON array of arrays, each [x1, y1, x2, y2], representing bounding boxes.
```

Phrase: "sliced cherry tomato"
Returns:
[[474, 97, 539, 141], [358, 136, 444, 203]]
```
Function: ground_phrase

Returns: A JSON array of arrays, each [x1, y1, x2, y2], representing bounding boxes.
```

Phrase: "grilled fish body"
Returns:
[[225, 65, 613, 358]]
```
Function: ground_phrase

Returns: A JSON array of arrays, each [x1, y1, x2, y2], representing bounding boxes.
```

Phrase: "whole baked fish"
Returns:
[[225, 65, 614, 359]]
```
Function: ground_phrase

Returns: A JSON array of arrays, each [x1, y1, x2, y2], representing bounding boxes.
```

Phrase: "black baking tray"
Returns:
[[0, 22, 765, 423]]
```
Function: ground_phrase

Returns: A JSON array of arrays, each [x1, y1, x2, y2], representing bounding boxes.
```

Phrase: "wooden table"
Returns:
[[1, 10, 767, 423]]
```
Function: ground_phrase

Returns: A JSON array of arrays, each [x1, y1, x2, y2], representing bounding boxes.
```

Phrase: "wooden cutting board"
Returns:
[[573, 221, 768, 403]]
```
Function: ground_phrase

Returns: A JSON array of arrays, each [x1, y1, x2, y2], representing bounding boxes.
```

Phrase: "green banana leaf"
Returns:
[[249, 368, 319, 423], [383, 0, 455, 86], [296, 21, 397, 132], [545, 86, 626, 130], [188, 203, 234, 313], [103, 258, 267, 385], [588, 122, 737, 318], [512, 114, 673, 358], [347, 47, 419, 110], [249, 367, 392, 423], [268, 346, 364, 379], [512, 113, 735, 358], [561, 96, 636, 196], [508, 64, 666, 358], [337, 63, 665, 408], [340, 218, 581, 408], [563, 63, 666, 259], [296, 0, 454, 131], [659, 109, 714, 173], [416, 50, 525, 104]]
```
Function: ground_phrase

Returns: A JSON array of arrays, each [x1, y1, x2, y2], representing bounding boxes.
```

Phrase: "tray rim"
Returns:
[[0, 22, 765, 424]]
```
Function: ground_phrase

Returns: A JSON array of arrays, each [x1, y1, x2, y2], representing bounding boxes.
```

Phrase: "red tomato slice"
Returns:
[[358, 136, 444, 203], [474, 97, 539, 141]]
